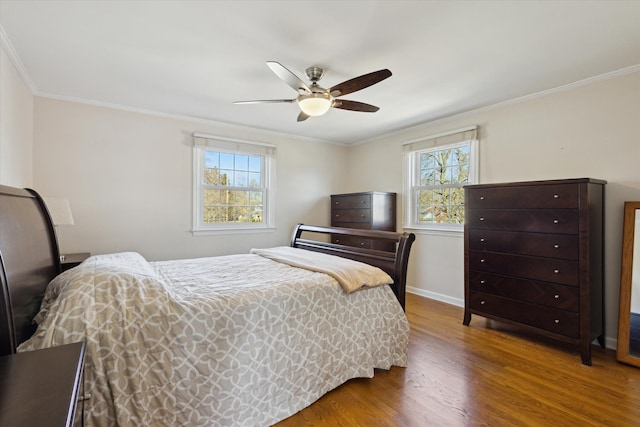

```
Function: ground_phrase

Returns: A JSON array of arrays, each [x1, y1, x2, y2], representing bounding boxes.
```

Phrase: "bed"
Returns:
[[0, 184, 415, 426]]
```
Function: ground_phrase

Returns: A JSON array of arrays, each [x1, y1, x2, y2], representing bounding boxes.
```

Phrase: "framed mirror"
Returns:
[[617, 201, 640, 366]]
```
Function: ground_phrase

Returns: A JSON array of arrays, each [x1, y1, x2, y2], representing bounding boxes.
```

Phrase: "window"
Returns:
[[193, 134, 275, 234], [403, 127, 478, 231]]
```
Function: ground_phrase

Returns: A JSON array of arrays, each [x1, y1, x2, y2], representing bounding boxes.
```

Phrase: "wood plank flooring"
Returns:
[[275, 293, 640, 426]]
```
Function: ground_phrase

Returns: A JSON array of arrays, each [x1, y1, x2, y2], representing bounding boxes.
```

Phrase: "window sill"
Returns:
[[402, 225, 464, 237], [192, 226, 276, 236]]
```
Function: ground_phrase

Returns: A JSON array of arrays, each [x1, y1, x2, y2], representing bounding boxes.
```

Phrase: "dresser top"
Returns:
[[0, 342, 85, 427], [331, 191, 397, 197], [465, 178, 606, 189]]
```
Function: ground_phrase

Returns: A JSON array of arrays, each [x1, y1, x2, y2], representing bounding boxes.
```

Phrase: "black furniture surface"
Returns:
[[0, 342, 85, 427]]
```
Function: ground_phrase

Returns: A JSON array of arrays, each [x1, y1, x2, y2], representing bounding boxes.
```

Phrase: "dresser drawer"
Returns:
[[469, 292, 579, 338], [332, 194, 371, 209], [466, 209, 578, 234], [468, 271, 580, 311], [331, 209, 371, 223], [468, 230, 579, 260], [469, 251, 579, 286], [466, 184, 578, 209]]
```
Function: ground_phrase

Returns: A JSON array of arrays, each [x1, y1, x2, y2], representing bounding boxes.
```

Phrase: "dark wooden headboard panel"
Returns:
[[0, 184, 60, 355], [290, 223, 415, 310]]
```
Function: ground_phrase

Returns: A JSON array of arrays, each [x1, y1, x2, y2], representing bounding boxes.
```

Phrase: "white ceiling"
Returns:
[[2, 1, 640, 145]]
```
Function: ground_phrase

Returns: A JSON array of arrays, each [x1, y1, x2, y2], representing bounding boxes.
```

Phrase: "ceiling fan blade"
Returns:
[[329, 69, 392, 97], [266, 61, 311, 94], [234, 99, 295, 104], [332, 99, 380, 113], [297, 111, 310, 122]]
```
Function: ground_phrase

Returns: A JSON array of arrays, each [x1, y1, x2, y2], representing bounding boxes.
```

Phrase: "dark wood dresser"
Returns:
[[0, 342, 85, 426], [330, 192, 396, 251], [463, 178, 606, 365]]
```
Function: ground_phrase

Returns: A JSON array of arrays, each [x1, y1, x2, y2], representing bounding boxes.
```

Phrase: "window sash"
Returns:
[[403, 127, 478, 231], [192, 134, 275, 233]]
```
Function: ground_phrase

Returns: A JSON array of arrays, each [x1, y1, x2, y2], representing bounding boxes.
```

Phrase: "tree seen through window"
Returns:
[[202, 151, 264, 223], [416, 145, 470, 224]]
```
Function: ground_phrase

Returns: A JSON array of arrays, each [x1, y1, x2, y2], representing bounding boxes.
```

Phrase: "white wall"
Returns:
[[0, 43, 33, 187], [33, 98, 347, 260], [347, 70, 640, 345]]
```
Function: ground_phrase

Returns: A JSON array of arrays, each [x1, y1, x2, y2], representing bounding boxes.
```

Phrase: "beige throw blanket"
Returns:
[[250, 246, 393, 293]]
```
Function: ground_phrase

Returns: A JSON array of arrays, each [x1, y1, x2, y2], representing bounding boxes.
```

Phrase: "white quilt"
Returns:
[[19, 250, 409, 427]]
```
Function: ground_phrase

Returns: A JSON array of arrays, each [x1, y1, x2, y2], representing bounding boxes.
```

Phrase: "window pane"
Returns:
[[220, 153, 234, 170], [204, 167, 219, 185], [219, 170, 233, 186], [250, 206, 263, 223], [204, 151, 219, 168], [234, 171, 248, 187], [248, 156, 261, 172], [407, 138, 475, 228], [204, 189, 220, 205], [249, 191, 263, 206], [197, 148, 270, 227], [235, 155, 248, 171], [248, 172, 261, 187], [236, 206, 249, 222]]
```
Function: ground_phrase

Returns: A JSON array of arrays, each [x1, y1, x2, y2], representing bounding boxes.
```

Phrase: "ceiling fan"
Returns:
[[234, 61, 392, 122]]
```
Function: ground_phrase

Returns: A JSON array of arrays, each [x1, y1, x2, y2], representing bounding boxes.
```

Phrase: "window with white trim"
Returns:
[[193, 134, 276, 234], [403, 127, 478, 231]]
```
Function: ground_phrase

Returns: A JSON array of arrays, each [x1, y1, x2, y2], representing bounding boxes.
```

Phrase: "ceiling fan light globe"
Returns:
[[298, 94, 331, 116]]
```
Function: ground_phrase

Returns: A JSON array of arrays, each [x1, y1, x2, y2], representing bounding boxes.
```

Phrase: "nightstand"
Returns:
[[0, 342, 85, 426], [61, 252, 91, 272]]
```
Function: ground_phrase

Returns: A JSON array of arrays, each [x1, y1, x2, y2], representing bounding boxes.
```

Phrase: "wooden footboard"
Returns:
[[290, 224, 415, 310]]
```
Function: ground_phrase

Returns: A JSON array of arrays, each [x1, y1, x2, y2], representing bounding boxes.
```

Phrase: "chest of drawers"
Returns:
[[330, 192, 396, 251], [463, 178, 606, 365]]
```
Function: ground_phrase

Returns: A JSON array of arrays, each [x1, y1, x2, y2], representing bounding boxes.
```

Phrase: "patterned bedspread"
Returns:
[[19, 250, 410, 426]]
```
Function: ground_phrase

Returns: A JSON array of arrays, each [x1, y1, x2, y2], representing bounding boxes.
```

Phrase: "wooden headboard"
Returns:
[[0, 185, 60, 355], [291, 223, 415, 309]]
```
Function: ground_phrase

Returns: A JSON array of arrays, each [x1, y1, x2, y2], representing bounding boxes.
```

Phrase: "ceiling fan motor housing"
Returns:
[[305, 66, 325, 82]]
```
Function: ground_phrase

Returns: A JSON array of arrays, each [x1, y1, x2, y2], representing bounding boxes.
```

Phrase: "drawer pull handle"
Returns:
[[554, 244, 559, 249], [480, 196, 485, 200], [360, 242, 365, 246], [554, 194, 559, 199], [480, 259, 486, 263], [335, 201, 340, 205], [335, 239, 340, 243], [554, 269, 560, 274], [554, 319, 560, 324], [553, 219, 559, 224], [361, 214, 365, 218], [360, 200, 365, 204], [554, 294, 560, 299], [480, 280, 485, 284], [479, 217, 485, 221], [480, 238, 485, 242], [335, 214, 340, 217], [480, 300, 486, 305]]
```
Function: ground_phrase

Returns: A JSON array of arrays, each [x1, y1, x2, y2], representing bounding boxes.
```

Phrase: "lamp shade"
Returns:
[[43, 197, 75, 226], [298, 93, 332, 116]]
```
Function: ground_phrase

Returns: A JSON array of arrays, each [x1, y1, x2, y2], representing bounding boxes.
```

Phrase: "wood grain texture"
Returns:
[[617, 201, 640, 367], [276, 293, 640, 426]]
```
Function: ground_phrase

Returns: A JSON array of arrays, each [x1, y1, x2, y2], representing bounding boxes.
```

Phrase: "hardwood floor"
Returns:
[[276, 293, 640, 426]]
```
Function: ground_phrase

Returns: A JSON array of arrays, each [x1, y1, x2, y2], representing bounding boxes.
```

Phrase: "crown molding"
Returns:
[[36, 90, 346, 147], [357, 64, 640, 147], [0, 24, 37, 94]]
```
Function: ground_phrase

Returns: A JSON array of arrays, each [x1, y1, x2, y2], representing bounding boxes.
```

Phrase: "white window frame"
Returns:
[[403, 126, 478, 233], [192, 133, 276, 235]]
